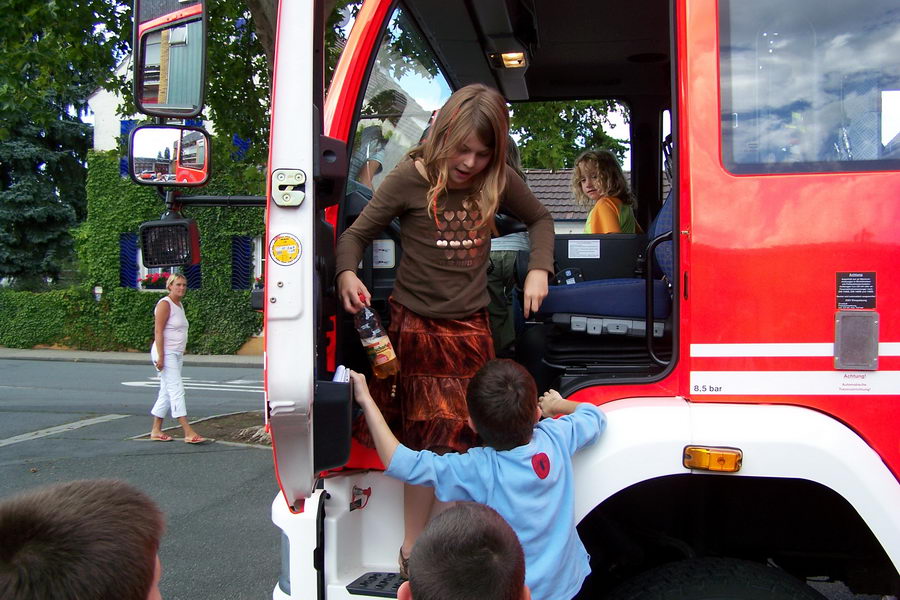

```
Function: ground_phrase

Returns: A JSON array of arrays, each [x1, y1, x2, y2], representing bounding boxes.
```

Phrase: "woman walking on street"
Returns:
[[149, 273, 208, 444]]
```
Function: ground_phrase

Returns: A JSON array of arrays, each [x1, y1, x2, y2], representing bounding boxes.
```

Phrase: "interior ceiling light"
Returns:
[[489, 51, 527, 69]]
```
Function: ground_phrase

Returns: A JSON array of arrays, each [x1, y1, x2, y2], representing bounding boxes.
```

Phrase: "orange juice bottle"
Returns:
[[354, 302, 400, 378]]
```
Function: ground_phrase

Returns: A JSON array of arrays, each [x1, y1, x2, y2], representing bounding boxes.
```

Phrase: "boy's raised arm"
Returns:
[[349, 370, 400, 467]]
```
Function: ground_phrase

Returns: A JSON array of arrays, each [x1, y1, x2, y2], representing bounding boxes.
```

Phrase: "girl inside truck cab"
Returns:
[[335, 83, 555, 575], [573, 149, 642, 234]]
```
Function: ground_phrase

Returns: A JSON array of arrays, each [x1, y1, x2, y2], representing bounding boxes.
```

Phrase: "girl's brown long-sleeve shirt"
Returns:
[[336, 160, 554, 319]]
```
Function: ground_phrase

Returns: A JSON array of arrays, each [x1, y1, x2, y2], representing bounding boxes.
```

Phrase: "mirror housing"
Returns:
[[128, 124, 211, 187], [133, 0, 206, 118]]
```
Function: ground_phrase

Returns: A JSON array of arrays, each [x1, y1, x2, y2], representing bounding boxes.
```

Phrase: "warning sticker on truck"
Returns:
[[269, 233, 302, 266], [836, 272, 875, 309]]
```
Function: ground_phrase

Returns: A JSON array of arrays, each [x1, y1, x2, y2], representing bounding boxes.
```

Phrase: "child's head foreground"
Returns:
[[0, 478, 165, 600], [399, 502, 529, 600], [466, 358, 539, 451], [571, 149, 633, 207]]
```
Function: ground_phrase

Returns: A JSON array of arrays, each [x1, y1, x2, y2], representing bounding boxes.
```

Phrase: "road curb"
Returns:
[[0, 348, 261, 369], [128, 411, 272, 451]]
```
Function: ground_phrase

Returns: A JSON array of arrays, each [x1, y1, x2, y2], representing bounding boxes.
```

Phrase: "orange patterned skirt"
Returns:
[[353, 297, 494, 454]]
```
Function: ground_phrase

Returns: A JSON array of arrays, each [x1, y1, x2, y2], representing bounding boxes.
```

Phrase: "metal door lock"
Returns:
[[272, 169, 306, 207]]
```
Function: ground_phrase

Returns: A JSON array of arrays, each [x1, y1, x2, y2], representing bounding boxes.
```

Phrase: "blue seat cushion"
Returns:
[[538, 278, 671, 320]]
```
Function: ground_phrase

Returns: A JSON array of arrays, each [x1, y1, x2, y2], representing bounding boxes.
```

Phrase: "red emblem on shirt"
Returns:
[[532, 453, 550, 479]]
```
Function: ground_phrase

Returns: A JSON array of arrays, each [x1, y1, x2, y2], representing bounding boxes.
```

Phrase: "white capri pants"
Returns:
[[151, 351, 187, 419]]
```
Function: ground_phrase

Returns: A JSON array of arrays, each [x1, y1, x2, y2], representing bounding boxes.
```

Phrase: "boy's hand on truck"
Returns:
[[348, 370, 399, 467], [539, 389, 580, 418], [349, 370, 375, 409]]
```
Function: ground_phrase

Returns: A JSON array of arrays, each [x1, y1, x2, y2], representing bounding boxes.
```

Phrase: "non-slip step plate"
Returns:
[[346, 571, 404, 598]]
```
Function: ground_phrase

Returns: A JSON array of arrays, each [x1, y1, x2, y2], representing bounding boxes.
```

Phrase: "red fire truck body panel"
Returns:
[[323, 0, 900, 483], [270, 0, 900, 596]]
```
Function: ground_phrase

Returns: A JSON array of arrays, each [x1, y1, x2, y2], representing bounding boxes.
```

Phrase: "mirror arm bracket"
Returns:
[[167, 195, 266, 208]]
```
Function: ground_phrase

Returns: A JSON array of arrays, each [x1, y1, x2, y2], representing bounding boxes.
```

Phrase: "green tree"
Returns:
[[0, 0, 128, 287], [511, 100, 629, 169]]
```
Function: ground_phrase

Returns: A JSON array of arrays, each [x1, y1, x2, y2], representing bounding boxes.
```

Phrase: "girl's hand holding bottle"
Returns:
[[337, 270, 371, 314]]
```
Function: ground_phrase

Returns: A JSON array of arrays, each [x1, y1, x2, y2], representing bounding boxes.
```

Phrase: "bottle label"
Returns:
[[362, 335, 397, 365]]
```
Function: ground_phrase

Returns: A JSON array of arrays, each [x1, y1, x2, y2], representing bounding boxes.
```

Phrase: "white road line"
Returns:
[[0, 414, 129, 448], [121, 378, 264, 393]]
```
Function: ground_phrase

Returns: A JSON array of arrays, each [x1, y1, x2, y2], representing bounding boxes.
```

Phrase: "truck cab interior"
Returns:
[[334, 0, 676, 394]]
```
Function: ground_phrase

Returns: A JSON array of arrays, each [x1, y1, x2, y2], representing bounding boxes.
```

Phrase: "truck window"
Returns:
[[347, 6, 451, 192], [719, 0, 900, 174]]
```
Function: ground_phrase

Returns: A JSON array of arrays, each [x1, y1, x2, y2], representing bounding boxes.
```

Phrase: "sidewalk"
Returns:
[[0, 347, 262, 368]]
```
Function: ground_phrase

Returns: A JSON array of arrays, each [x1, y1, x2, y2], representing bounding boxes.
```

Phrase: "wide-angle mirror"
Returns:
[[128, 125, 211, 187], [134, 1, 206, 117]]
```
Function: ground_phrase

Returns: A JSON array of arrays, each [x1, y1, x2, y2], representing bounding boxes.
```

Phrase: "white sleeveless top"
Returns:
[[156, 296, 188, 353]]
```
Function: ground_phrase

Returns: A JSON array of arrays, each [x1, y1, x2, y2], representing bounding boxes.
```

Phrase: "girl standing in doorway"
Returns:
[[336, 84, 554, 577]]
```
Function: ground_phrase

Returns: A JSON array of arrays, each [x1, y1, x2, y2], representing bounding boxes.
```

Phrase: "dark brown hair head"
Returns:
[[466, 359, 538, 450], [0, 479, 165, 600]]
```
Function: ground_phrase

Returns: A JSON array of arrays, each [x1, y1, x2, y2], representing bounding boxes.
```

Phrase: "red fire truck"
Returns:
[[129, 0, 899, 598]]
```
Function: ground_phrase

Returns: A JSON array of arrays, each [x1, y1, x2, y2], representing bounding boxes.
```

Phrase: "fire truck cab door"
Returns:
[[266, 0, 348, 513]]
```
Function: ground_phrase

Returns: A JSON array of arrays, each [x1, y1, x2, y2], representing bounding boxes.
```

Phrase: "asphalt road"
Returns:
[[0, 358, 281, 600]]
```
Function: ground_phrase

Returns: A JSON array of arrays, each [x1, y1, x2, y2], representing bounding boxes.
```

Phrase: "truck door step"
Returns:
[[346, 572, 404, 598]]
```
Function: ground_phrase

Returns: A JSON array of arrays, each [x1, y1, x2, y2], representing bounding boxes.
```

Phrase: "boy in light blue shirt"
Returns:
[[350, 359, 606, 600]]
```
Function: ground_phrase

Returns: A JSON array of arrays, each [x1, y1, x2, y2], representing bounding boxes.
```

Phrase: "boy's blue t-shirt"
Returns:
[[386, 403, 606, 600]]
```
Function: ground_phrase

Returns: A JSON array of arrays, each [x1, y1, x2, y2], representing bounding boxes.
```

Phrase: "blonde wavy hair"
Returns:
[[165, 273, 187, 290], [409, 84, 509, 232], [571, 149, 634, 208]]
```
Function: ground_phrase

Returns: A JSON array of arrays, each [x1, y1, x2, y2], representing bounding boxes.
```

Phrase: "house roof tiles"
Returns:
[[522, 168, 586, 221]]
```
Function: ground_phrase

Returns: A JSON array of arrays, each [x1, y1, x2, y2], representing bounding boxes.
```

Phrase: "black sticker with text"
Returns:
[[836, 272, 875, 309]]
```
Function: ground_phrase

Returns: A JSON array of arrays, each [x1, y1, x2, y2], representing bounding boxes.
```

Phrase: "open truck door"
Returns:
[[265, 0, 349, 513]]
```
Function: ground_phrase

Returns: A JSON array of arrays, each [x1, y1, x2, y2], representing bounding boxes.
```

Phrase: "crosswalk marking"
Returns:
[[0, 414, 129, 448], [121, 377, 264, 393]]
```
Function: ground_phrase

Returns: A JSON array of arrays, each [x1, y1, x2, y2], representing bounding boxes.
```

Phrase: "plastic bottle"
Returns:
[[354, 297, 400, 379]]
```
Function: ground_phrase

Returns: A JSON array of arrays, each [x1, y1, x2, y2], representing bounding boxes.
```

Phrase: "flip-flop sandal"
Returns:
[[184, 436, 211, 444], [150, 434, 173, 442]]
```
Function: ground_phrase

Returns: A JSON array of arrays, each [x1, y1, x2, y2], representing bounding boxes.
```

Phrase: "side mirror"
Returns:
[[128, 125, 211, 187], [134, 0, 206, 118]]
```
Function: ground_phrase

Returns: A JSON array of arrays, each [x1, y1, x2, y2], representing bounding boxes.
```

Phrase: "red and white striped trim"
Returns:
[[690, 343, 900, 358], [689, 370, 900, 395]]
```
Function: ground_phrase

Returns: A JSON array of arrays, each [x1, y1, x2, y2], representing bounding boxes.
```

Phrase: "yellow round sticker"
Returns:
[[269, 233, 302, 266]]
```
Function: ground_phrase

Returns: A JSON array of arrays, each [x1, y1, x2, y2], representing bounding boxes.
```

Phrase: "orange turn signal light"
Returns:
[[683, 446, 742, 472]]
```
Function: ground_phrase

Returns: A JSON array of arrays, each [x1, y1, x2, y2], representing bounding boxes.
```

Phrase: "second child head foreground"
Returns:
[[399, 502, 529, 600]]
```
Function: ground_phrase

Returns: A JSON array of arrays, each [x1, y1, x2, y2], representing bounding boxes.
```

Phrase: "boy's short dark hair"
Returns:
[[0, 478, 164, 600], [408, 502, 525, 600], [466, 359, 538, 450]]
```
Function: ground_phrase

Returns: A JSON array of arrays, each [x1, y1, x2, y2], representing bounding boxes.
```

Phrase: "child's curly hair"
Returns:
[[571, 149, 634, 208]]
